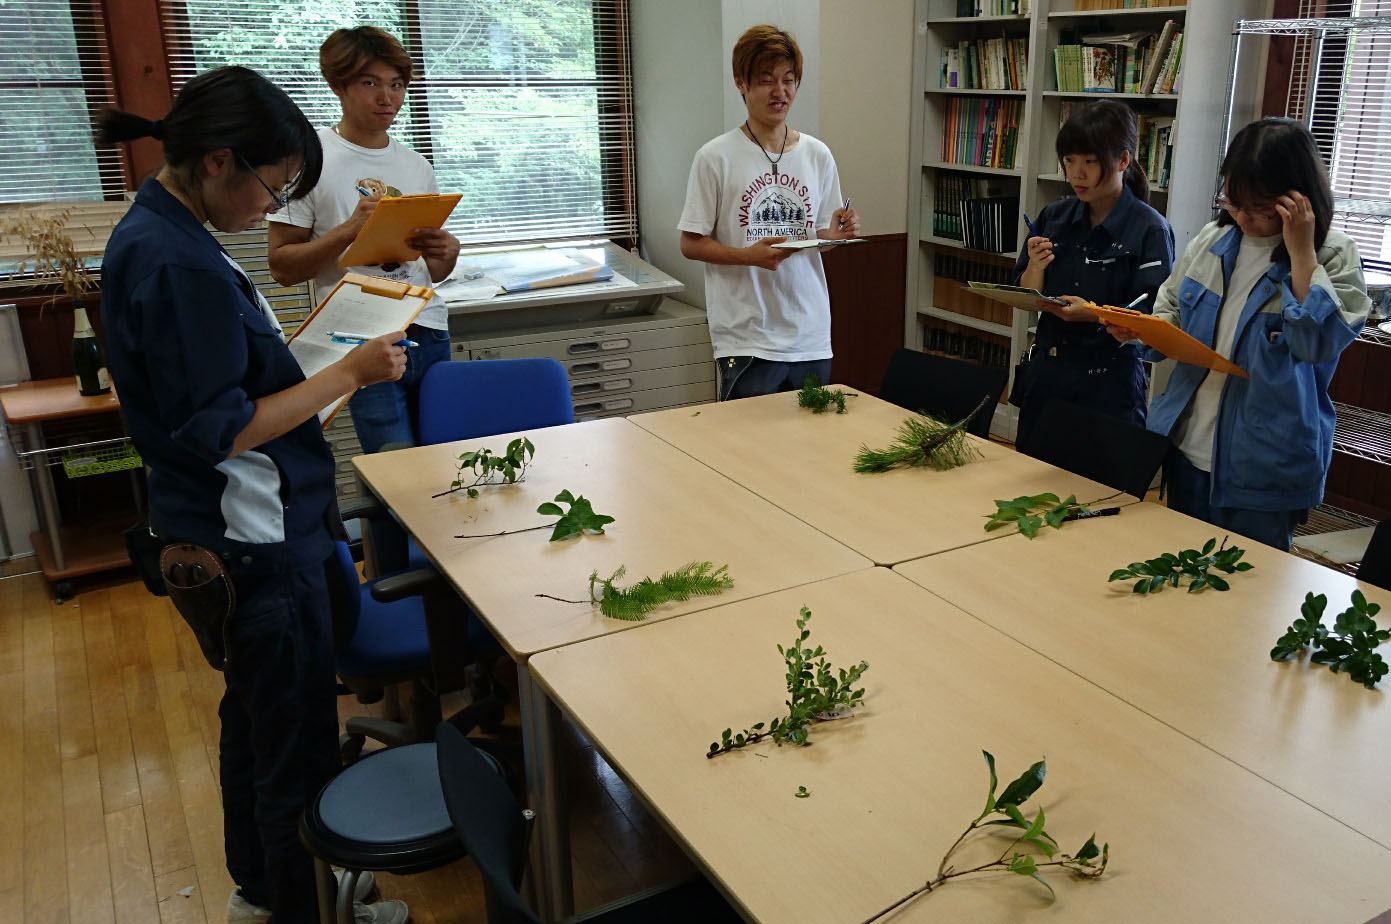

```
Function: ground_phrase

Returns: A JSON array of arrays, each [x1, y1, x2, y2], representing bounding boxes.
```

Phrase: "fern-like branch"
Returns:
[[853, 394, 991, 473], [587, 562, 734, 621]]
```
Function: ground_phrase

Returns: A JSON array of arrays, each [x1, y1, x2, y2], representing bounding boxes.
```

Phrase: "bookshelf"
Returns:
[[905, 0, 1262, 441]]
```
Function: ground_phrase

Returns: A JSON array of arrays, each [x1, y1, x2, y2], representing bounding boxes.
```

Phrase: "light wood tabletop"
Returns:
[[896, 500, 1391, 850], [529, 567, 1391, 924], [631, 390, 1137, 566], [352, 416, 872, 659]]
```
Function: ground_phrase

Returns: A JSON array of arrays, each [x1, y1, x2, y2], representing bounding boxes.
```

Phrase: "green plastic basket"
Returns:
[[61, 443, 143, 478]]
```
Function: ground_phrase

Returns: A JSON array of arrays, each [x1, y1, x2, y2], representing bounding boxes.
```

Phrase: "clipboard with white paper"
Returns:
[[966, 281, 1068, 309], [286, 271, 435, 424]]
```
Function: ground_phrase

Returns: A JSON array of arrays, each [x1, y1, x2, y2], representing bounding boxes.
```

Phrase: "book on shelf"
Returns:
[[932, 173, 1009, 240], [956, 0, 1032, 15], [1139, 20, 1178, 94], [960, 195, 1020, 254], [1054, 27, 1172, 93], [940, 97, 1022, 169], [940, 34, 1028, 90], [1072, 0, 1183, 9]]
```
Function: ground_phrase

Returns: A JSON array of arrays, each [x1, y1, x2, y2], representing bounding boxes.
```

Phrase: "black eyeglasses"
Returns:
[[234, 151, 292, 211], [1213, 191, 1278, 222]]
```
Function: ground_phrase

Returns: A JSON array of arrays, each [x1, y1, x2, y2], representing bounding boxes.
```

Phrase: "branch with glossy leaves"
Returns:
[[455, 489, 614, 542], [797, 374, 856, 414], [859, 752, 1108, 923], [853, 394, 991, 474], [707, 607, 868, 758], [1271, 589, 1389, 689], [433, 437, 534, 499], [984, 490, 1125, 538], [1107, 536, 1253, 594]]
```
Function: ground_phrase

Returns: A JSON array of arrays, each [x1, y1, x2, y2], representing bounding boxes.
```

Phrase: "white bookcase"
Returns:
[[905, 0, 1265, 440]]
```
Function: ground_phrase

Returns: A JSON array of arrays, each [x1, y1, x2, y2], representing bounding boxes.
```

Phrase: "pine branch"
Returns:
[[587, 562, 734, 621], [797, 374, 856, 414], [854, 394, 991, 473]]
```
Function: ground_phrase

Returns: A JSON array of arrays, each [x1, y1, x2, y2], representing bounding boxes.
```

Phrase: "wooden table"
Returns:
[[0, 377, 134, 592], [631, 390, 1137, 565], [896, 501, 1391, 850], [530, 567, 1391, 923], [353, 416, 871, 918]]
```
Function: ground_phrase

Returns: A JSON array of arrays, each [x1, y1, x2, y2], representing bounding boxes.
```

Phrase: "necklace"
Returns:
[[743, 120, 788, 176]]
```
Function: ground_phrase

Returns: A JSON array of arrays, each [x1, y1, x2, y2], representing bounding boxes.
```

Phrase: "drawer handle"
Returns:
[[570, 361, 601, 374], [568, 342, 600, 354], [573, 402, 603, 414], [572, 382, 601, 395]]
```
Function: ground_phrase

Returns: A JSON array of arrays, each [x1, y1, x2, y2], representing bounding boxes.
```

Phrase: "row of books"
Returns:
[[923, 323, 1013, 369], [940, 34, 1029, 90], [1052, 21, 1183, 94], [932, 173, 1004, 239], [960, 196, 1021, 254], [1070, 0, 1183, 8], [1057, 102, 1176, 190], [954, 0, 1032, 15], [940, 97, 1022, 169], [934, 251, 1014, 286], [932, 275, 1015, 328]]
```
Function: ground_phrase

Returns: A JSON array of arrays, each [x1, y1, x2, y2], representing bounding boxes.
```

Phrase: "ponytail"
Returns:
[[1123, 160, 1149, 204], [92, 66, 322, 202]]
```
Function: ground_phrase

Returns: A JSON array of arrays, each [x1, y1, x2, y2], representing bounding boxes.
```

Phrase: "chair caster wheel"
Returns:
[[339, 733, 365, 763]]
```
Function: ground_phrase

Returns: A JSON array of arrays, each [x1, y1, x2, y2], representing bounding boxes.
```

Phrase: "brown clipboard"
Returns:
[[1085, 303, 1249, 378], [337, 193, 462, 268]]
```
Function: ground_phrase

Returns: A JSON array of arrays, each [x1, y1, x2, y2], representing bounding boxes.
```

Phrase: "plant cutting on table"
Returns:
[[1271, 589, 1388, 689], [1107, 537, 1253, 594], [797, 373, 855, 414], [984, 491, 1123, 538], [433, 437, 534, 498], [455, 489, 614, 542], [853, 394, 991, 473]]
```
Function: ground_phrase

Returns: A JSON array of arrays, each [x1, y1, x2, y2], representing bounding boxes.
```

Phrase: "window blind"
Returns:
[[0, 0, 123, 203], [159, 0, 638, 246]]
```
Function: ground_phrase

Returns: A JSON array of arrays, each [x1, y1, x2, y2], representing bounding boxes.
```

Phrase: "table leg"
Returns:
[[27, 421, 64, 572], [517, 663, 574, 922]]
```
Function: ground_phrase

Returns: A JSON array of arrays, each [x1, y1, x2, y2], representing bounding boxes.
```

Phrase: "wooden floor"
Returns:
[[3, 567, 691, 924]]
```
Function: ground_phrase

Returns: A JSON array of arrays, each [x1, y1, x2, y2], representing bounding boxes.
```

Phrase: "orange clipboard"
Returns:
[[1085, 303, 1249, 378], [285, 272, 435, 426], [337, 193, 462, 268]]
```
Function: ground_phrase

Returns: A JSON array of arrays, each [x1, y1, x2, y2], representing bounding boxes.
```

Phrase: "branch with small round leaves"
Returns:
[[1107, 536, 1253, 594], [707, 607, 868, 758], [858, 751, 1108, 923], [433, 437, 534, 499]]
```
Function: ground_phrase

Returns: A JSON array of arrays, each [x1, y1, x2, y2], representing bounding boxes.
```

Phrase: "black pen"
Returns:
[[1061, 507, 1121, 523]]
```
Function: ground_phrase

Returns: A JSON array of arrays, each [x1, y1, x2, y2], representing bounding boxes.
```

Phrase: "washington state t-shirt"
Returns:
[[678, 127, 843, 361], [269, 126, 446, 330]]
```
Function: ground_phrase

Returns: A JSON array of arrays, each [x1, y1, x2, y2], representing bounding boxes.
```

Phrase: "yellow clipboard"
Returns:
[[1085, 303, 1249, 378], [337, 193, 462, 268]]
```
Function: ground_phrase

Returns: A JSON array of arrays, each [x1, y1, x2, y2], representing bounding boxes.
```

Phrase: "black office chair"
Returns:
[[1356, 518, 1391, 592], [878, 348, 1007, 439], [1027, 398, 1171, 500], [435, 720, 743, 924]]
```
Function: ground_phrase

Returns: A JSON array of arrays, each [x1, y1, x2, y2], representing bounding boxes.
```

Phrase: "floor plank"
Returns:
[[154, 867, 208, 924], [53, 595, 96, 762], [0, 575, 28, 897], [62, 754, 116, 924], [23, 578, 69, 924], [81, 587, 142, 814], [105, 805, 159, 924]]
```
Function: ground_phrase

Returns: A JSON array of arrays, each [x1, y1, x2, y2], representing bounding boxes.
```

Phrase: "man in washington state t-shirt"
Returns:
[[678, 23, 861, 400]]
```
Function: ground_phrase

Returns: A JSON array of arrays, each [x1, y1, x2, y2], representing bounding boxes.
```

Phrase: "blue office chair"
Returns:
[[418, 356, 575, 445]]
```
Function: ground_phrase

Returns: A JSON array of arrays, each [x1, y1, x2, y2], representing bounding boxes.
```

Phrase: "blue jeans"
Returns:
[[221, 563, 341, 923], [347, 325, 452, 454], [717, 356, 833, 401], [1164, 449, 1306, 552]]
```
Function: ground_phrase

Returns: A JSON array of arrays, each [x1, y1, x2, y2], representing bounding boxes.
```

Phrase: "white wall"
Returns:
[[632, 0, 915, 307]]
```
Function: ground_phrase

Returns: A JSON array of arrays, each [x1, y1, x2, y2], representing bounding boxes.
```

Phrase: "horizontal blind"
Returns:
[[160, 0, 638, 245], [0, 0, 123, 203]]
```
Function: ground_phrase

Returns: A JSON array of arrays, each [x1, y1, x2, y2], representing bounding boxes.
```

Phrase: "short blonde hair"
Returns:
[[731, 24, 802, 89], [319, 26, 414, 89]]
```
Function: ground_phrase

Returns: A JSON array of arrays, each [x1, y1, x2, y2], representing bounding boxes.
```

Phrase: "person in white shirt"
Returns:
[[268, 26, 459, 454], [678, 24, 861, 400]]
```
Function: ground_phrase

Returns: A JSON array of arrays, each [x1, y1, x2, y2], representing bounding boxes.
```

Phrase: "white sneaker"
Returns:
[[352, 899, 410, 924], [225, 871, 377, 923]]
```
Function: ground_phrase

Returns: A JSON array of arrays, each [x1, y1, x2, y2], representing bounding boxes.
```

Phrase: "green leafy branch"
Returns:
[[455, 489, 614, 543], [797, 374, 855, 414], [433, 437, 534, 498], [860, 752, 1108, 923], [583, 562, 733, 621], [1107, 536, 1253, 594], [1271, 590, 1388, 689], [984, 491, 1125, 538], [707, 607, 868, 758], [853, 394, 991, 474]]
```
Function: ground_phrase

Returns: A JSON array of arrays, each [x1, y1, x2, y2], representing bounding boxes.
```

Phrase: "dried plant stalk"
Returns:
[[0, 207, 95, 304]]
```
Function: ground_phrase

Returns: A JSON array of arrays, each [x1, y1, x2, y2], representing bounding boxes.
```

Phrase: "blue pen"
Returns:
[[328, 330, 418, 348], [1022, 211, 1039, 237], [356, 185, 372, 197]]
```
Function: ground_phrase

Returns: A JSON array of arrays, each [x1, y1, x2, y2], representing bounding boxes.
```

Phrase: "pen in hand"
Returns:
[[356, 185, 372, 197], [328, 330, 418, 348], [839, 197, 852, 231]]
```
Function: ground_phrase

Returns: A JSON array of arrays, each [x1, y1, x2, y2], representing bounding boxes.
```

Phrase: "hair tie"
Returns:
[[149, 119, 164, 141]]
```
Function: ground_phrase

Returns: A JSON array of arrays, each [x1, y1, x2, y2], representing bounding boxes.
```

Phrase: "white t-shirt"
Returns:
[[1174, 232, 1282, 471], [678, 127, 842, 361], [269, 126, 447, 330]]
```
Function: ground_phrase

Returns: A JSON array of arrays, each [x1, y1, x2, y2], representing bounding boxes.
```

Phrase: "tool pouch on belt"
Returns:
[[160, 543, 235, 671]]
